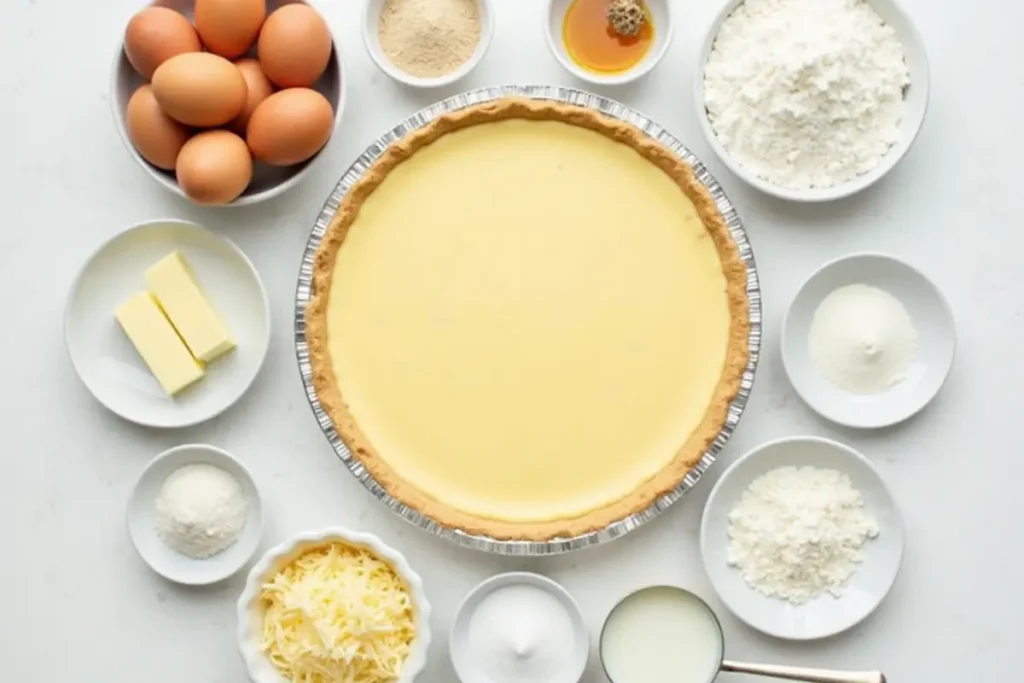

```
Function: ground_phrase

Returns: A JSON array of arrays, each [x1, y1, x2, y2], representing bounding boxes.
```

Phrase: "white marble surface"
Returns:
[[3, 0, 1019, 680]]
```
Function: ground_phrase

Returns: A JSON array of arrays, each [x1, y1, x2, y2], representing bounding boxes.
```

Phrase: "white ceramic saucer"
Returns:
[[65, 219, 270, 428], [782, 253, 955, 428], [128, 444, 263, 586], [700, 436, 904, 640]]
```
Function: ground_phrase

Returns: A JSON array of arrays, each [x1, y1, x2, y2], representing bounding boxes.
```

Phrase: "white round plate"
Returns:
[[128, 444, 263, 586], [782, 253, 956, 428], [700, 436, 904, 640], [65, 219, 270, 428], [450, 572, 589, 683]]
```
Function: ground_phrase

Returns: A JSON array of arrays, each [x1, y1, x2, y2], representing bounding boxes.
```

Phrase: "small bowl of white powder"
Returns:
[[450, 572, 589, 683], [695, 0, 929, 201], [782, 253, 956, 428], [128, 444, 263, 585], [700, 435, 904, 640]]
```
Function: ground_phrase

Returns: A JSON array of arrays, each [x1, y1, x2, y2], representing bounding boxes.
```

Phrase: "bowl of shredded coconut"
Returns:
[[699, 436, 904, 640], [695, 0, 929, 201]]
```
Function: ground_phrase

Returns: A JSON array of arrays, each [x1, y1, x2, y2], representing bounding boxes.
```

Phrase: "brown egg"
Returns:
[[125, 85, 191, 170], [257, 4, 332, 88], [176, 130, 253, 205], [194, 0, 266, 59], [231, 58, 274, 134], [123, 7, 202, 79], [246, 88, 333, 166], [151, 53, 248, 127]]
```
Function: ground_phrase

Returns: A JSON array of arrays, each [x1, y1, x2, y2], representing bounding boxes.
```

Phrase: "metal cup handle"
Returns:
[[720, 660, 885, 683]]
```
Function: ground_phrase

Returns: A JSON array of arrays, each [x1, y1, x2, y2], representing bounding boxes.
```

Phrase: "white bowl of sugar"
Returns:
[[694, 0, 929, 202], [362, 0, 495, 88]]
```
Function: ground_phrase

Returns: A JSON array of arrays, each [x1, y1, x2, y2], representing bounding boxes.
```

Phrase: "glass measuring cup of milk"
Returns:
[[599, 586, 885, 683]]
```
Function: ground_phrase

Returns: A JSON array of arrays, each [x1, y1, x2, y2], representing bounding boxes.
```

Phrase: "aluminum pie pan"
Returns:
[[294, 84, 762, 556]]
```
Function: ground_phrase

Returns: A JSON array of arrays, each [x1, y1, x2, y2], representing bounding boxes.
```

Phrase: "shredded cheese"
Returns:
[[259, 542, 417, 683]]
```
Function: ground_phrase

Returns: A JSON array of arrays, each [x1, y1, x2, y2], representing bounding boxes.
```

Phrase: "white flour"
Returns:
[[727, 466, 879, 604], [703, 0, 910, 189], [809, 283, 917, 394], [155, 464, 248, 559]]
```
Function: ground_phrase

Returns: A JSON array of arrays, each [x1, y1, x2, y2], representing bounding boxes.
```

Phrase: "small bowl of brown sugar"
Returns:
[[364, 0, 494, 88]]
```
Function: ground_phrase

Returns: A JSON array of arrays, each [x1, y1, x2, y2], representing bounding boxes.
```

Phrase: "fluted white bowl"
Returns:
[[236, 527, 431, 683]]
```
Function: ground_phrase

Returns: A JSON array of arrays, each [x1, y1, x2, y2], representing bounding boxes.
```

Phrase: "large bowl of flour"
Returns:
[[694, 0, 929, 202]]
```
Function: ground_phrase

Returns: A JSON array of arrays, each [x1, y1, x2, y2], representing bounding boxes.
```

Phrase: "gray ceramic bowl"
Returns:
[[110, 0, 345, 206]]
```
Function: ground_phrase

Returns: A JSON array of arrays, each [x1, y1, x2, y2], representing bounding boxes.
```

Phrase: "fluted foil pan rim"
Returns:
[[294, 84, 762, 556]]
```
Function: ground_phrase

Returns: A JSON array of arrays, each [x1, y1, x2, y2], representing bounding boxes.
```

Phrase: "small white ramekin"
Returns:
[[450, 572, 590, 683], [236, 527, 432, 683], [545, 0, 675, 86], [362, 0, 494, 88]]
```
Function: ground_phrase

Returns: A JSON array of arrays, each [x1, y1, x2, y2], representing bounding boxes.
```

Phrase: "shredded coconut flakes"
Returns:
[[727, 466, 879, 604]]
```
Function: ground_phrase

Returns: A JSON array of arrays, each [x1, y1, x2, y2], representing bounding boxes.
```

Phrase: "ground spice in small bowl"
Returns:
[[378, 0, 482, 79]]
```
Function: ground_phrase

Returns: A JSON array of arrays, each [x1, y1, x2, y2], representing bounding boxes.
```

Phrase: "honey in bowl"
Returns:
[[563, 0, 654, 74]]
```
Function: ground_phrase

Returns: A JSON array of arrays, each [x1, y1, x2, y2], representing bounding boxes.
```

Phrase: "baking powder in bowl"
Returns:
[[154, 464, 247, 558], [463, 584, 578, 683], [703, 0, 910, 189], [808, 283, 917, 393]]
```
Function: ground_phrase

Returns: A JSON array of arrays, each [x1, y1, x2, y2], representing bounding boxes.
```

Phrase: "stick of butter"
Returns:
[[115, 292, 205, 395], [146, 251, 236, 363]]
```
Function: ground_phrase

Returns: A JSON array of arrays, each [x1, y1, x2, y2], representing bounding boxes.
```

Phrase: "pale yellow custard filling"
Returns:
[[326, 120, 730, 523]]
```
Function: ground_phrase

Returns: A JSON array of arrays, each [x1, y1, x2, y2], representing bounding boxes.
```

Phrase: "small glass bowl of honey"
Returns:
[[545, 0, 674, 85]]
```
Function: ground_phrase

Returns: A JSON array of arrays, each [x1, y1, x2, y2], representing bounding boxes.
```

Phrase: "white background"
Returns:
[[3, 0, 1019, 680]]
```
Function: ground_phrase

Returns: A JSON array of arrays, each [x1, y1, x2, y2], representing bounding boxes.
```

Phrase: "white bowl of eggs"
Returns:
[[111, 0, 345, 206]]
